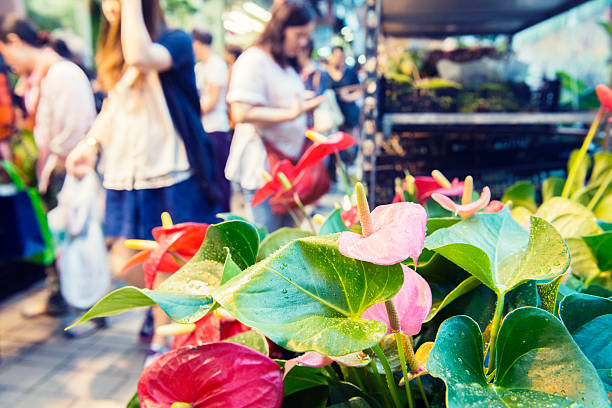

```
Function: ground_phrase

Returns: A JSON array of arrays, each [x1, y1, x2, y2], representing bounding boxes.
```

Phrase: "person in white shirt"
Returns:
[[226, 0, 324, 232], [193, 29, 231, 212]]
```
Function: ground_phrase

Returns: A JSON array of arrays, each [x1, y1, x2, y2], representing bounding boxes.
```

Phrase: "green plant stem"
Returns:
[[562, 106, 604, 198], [368, 354, 392, 407], [282, 203, 302, 228], [395, 332, 414, 408], [487, 293, 505, 375], [587, 170, 612, 210], [340, 364, 351, 382], [416, 377, 430, 408], [347, 366, 367, 391], [334, 150, 352, 197], [293, 193, 316, 233], [372, 345, 403, 408]]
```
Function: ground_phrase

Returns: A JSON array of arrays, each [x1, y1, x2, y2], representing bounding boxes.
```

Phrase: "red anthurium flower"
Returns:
[[138, 343, 283, 408], [414, 176, 464, 203], [123, 220, 208, 289], [172, 314, 221, 349], [362, 265, 432, 335], [596, 84, 612, 111], [251, 160, 312, 208], [284, 350, 370, 378], [338, 201, 427, 265], [296, 131, 356, 172]]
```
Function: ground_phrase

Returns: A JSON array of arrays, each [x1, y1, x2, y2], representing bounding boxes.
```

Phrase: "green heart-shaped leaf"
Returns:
[[223, 330, 269, 356], [258, 227, 313, 261], [594, 194, 612, 222], [217, 212, 267, 241], [319, 208, 351, 235], [213, 234, 404, 356], [584, 232, 612, 271], [502, 181, 537, 212], [199, 220, 260, 269], [425, 276, 481, 322], [428, 307, 609, 407], [537, 274, 564, 315], [424, 208, 569, 295], [536, 197, 602, 238], [542, 177, 564, 202]]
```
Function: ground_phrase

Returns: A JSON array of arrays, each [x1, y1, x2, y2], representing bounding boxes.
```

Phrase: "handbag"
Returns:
[[263, 139, 331, 215], [0, 160, 54, 264], [312, 71, 344, 133]]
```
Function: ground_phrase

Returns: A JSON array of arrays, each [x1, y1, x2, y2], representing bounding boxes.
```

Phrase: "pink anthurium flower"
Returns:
[[432, 187, 491, 218], [362, 265, 432, 335], [338, 201, 427, 265], [297, 131, 356, 172], [138, 343, 283, 408], [341, 205, 360, 228], [283, 350, 370, 378], [483, 200, 505, 214]]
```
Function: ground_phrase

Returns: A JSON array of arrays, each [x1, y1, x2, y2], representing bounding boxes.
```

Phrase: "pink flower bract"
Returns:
[[596, 84, 612, 111], [138, 343, 283, 408], [432, 186, 491, 218], [338, 202, 427, 265], [362, 265, 432, 335]]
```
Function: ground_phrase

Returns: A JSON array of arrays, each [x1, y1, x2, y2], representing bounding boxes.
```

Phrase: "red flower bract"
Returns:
[[122, 223, 208, 289], [414, 176, 464, 203], [138, 343, 283, 408], [596, 84, 612, 111], [295, 131, 356, 172], [251, 160, 311, 208]]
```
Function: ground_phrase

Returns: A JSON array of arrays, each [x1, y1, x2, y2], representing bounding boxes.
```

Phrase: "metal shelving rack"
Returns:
[[362, 0, 595, 204]]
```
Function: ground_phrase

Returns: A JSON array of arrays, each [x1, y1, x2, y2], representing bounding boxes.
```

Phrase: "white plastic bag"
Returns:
[[51, 172, 110, 309]]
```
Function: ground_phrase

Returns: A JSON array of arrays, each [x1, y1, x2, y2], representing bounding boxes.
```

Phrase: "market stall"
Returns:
[[362, 0, 598, 204]]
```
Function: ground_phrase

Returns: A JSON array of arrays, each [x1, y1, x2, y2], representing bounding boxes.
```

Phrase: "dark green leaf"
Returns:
[[199, 220, 260, 269], [542, 177, 565, 202], [223, 330, 269, 356], [319, 208, 351, 235], [583, 232, 612, 271], [428, 308, 609, 407], [282, 385, 329, 408], [283, 365, 329, 396], [424, 198, 453, 218], [537, 197, 602, 238], [328, 397, 371, 408], [559, 293, 612, 333], [502, 181, 537, 212], [258, 228, 313, 261], [537, 275, 564, 315], [217, 212, 267, 241], [328, 381, 381, 408], [598, 220, 612, 231], [425, 209, 569, 295], [425, 276, 481, 322], [426, 217, 460, 235], [213, 234, 404, 356]]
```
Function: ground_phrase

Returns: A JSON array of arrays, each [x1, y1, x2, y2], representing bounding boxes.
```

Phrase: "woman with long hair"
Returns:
[[226, 0, 324, 232], [0, 15, 97, 320], [67, 0, 218, 362]]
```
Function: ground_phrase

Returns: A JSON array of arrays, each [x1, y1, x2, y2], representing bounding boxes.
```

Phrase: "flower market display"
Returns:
[[68, 111, 612, 408]]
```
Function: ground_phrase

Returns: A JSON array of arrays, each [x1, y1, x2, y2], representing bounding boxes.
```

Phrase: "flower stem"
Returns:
[[368, 353, 392, 407], [348, 366, 367, 391], [355, 182, 374, 236], [372, 345, 403, 408], [587, 170, 612, 210], [293, 193, 316, 233], [416, 377, 430, 408], [395, 332, 414, 408], [562, 106, 604, 198], [334, 150, 352, 197], [282, 203, 302, 228], [487, 293, 505, 376]]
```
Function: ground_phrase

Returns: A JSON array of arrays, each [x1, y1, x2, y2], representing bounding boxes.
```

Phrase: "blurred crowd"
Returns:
[[0, 0, 363, 366]]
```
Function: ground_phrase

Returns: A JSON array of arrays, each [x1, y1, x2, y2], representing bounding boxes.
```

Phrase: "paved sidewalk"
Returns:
[[0, 284, 147, 408]]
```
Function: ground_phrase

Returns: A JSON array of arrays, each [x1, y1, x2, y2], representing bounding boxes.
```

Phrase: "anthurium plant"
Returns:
[[68, 169, 612, 408]]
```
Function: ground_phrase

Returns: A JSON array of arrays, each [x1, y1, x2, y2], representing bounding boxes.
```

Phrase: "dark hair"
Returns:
[[96, 0, 166, 91], [192, 29, 213, 46], [332, 46, 344, 54], [305, 39, 314, 57], [0, 14, 73, 60], [225, 44, 243, 61], [255, 0, 315, 69]]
